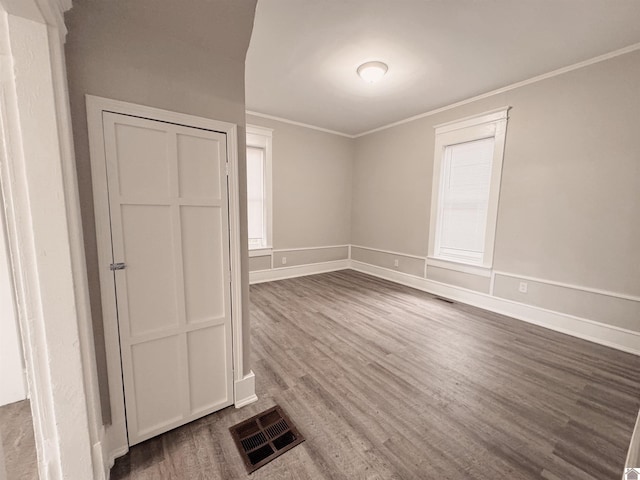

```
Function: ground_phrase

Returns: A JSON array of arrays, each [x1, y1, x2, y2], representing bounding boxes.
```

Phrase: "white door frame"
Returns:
[[86, 95, 252, 457]]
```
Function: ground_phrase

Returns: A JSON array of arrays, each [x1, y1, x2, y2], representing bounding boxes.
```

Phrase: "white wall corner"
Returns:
[[235, 370, 257, 408]]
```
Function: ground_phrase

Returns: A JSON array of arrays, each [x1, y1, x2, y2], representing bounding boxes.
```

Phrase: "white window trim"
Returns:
[[428, 106, 510, 271], [248, 248, 273, 258], [246, 124, 273, 252], [426, 257, 492, 278]]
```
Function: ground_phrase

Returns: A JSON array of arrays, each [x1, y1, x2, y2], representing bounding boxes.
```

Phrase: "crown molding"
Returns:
[[249, 42, 640, 139], [354, 42, 640, 137], [245, 110, 356, 138]]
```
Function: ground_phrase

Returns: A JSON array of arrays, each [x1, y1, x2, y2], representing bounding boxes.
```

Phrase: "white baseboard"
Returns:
[[249, 259, 349, 284], [91, 440, 106, 480], [350, 260, 640, 356], [104, 444, 128, 479], [235, 371, 258, 408]]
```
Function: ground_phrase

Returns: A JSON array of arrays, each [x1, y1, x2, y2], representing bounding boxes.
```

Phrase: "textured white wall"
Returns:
[[0, 207, 25, 406], [1, 3, 100, 477]]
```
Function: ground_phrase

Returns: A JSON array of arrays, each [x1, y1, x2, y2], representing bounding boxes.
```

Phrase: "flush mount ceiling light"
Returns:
[[357, 61, 388, 83]]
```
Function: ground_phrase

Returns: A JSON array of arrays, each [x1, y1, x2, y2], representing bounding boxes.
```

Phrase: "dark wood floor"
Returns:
[[111, 270, 640, 479]]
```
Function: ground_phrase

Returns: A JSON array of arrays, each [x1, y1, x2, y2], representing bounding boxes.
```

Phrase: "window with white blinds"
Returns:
[[436, 138, 494, 264], [247, 146, 267, 249], [246, 125, 273, 251], [429, 108, 509, 269]]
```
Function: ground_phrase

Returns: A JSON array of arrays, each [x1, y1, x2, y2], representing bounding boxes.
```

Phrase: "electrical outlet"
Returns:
[[281, 256, 287, 265], [519, 282, 528, 293], [394, 259, 399, 267]]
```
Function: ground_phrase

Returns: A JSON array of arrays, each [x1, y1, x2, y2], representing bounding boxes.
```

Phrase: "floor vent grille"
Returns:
[[230, 405, 305, 473]]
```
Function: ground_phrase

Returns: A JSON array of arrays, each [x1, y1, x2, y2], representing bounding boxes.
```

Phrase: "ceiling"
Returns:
[[245, 0, 640, 136]]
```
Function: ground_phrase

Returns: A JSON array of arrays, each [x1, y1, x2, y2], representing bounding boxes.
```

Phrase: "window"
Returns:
[[246, 125, 273, 252], [428, 107, 509, 270]]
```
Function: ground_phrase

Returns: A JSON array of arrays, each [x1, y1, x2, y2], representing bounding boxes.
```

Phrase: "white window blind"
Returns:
[[247, 146, 266, 249], [428, 107, 509, 271], [436, 137, 495, 264]]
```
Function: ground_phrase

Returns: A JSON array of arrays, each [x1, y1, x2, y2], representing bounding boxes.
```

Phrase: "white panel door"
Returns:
[[102, 112, 233, 445]]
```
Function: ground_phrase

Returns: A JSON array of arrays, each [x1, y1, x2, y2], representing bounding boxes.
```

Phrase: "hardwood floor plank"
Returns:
[[0, 400, 37, 480], [111, 270, 640, 479]]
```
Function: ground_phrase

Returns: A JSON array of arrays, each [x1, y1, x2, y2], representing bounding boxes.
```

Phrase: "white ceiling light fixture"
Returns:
[[357, 61, 388, 83]]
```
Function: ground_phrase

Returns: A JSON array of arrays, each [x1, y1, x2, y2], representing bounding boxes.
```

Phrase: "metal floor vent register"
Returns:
[[230, 405, 305, 473]]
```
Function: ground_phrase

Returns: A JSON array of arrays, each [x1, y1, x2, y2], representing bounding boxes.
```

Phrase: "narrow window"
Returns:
[[428, 108, 509, 270], [247, 146, 266, 249], [246, 125, 273, 253]]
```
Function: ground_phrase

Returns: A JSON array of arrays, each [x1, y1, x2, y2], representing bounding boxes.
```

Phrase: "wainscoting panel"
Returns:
[[426, 265, 490, 294], [272, 246, 348, 268], [249, 255, 271, 272], [249, 245, 350, 284], [351, 246, 425, 277], [493, 273, 640, 332]]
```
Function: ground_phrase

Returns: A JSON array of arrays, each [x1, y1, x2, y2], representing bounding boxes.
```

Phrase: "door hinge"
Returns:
[[225, 162, 229, 176], [110, 262, 126, 271]]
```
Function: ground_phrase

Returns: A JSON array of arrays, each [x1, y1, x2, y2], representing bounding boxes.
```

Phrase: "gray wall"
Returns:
[[246, 115, 353, 271], [64, 0, 257, 423], [352, 50, 640, 331], [64, 1, 640, 423]]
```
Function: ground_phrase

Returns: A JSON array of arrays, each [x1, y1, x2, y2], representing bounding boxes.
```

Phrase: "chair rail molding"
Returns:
[[0, 1, 106, 478]]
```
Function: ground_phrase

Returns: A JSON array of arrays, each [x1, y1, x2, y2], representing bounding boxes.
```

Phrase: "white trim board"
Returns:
[[432, 106, 509, 133], [250, 259, 350, 284], [350, 260, 640, 356], [247, 43, 640, 139], [235, 371, 258, 408]]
